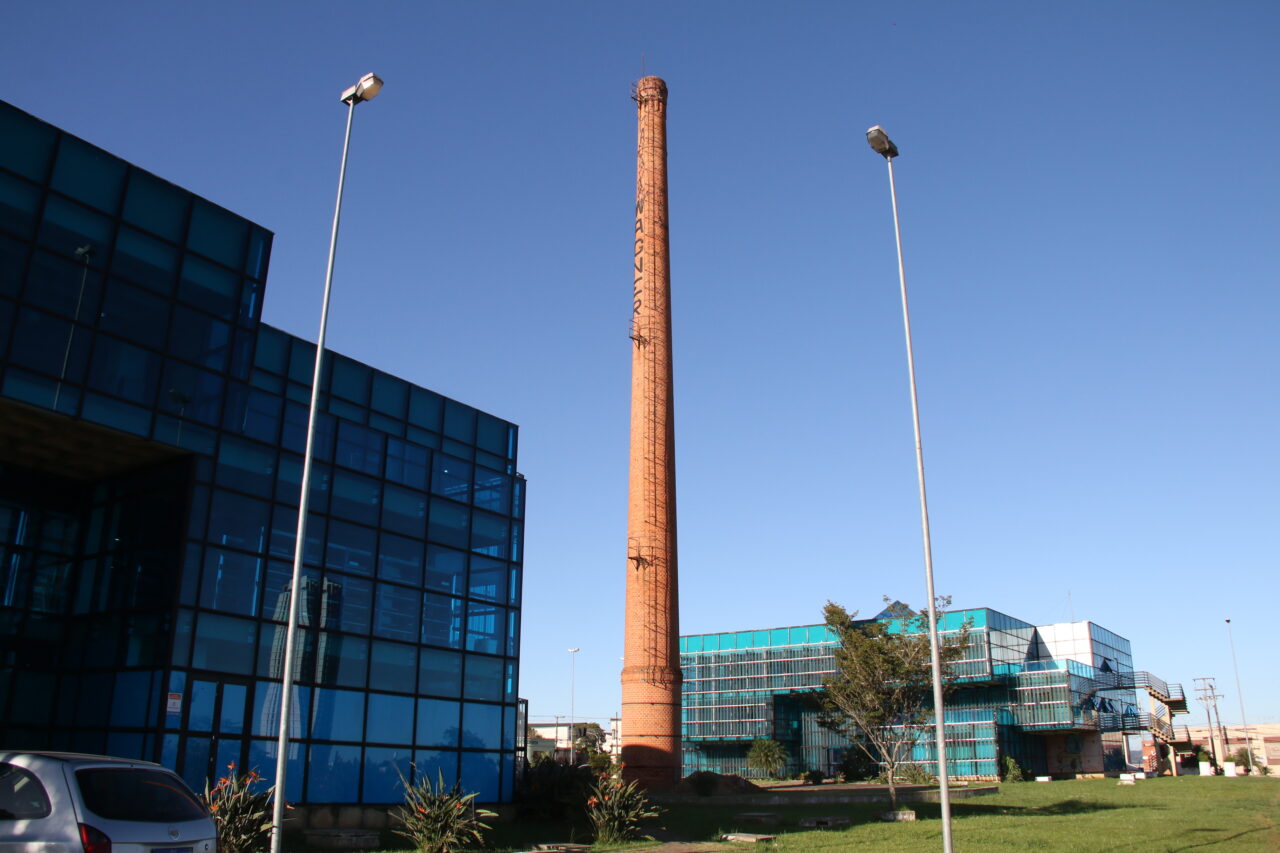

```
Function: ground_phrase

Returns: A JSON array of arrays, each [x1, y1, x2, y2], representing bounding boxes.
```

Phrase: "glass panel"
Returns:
[[470, 512, 508, 559], [373, 583, 421, 644], [86, 336, 160, 403], [465, 602, 502, 655], [51, 136, 126, 212], [98, 279, 169, 348], [367, 693, 413, 745], [192, 613, 256, 675], [425, 545, 466, 596], [411, 750, 457, 789], [0, 171, 42, 239], [382, 484, 426, 538], [254, 325, 289, 374], [322, 573, 372, 635], [468, 557, 505, 603], [306, 743, 360, 802], [179, 253, 239, 321], [310, 688, 365, 742], [170, 305, 230, 370], [459, 751, 500, 802], [335, 420, 383, 475], [428, 499, 468, 550], [188, 199, 247, 269], [371, 373, 408, 419], [220, 683, 246, 734], [385, 438, 429, 490], [123, 169, 189, 242], [330, 355, 370, 404], [475, 413, 507, 457], [246, 227, 271, 280], [377, 533, 423, 586], [422, 594, 463, 649], [82, 392, 150, 436], [224, 385, 281, 443], [362, 746, 411, 804], [325, 520, 376, 576], [472, 468, 510, 514], [247, 739, 302, 802], [416, 698, 460, 747], [442, 400, 476, 442], [114, 226, 179, 293], [368, 640, 417, 692], [8, 307, 90, 382], [408, 387, 442, 431], [308, 630, 368, 688], [215, 436, 276, 497], [0, 102, 57, 181], [281, 404, 334, 460], [331, 471, 380, 527], [288, 337, 316, 385], [38, 196, 113, 267], [461, 703, 501, 750], [268, 507, 325, 566], [159, 362, 224, 426], [420, 648, 462, 698], [251, 681, 308, 739], [431, 455, 471, 502], [463, 655, 503, 701], [201, 547, 263, 616]]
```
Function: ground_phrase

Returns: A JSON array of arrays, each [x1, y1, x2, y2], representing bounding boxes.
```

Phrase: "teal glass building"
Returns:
[[0, 100, 524, 804], [681, 608, 1188, 779]]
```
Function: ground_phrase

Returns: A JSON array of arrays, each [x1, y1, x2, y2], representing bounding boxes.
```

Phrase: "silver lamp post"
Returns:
[[1225, 618, 1254, 772], [269, 72, 383, 853], [568, 648, 580, 765], [866, 125, 953, 853]]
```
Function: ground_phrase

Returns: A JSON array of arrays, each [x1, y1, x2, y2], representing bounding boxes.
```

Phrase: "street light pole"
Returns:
[[866, 125, 953, 853], [270, 73, 383, 853], [568, 648, 580, 765], [1225, 619, 1254, 772]]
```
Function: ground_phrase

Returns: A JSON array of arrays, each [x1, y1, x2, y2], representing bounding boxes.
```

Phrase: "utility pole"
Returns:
[[1193, 678, 1226, 767]]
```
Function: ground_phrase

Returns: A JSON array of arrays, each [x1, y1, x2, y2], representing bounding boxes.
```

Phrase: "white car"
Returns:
[[0, 752, 218, 853]]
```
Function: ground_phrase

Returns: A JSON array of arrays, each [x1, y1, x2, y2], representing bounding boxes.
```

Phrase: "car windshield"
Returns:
[[75, 768, 207, 823]]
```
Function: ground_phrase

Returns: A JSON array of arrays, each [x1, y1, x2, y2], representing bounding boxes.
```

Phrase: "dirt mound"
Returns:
[[674, 771, 763, 796]]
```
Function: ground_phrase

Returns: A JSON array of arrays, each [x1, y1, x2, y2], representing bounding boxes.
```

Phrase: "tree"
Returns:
[[746, 738, 788, 779], [574, 722, 608, 759], [818, 598, 971, 811]]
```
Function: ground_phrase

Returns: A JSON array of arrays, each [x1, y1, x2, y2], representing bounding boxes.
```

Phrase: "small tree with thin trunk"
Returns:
[[745, 738, 789, 779], [818, 598, 970, 811]]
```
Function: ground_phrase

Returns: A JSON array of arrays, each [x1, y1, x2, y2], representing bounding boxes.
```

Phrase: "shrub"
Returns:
[[391, 769, 496, 853], [202, 764, 273, 853], [803, 769, 825, 785], [1230, 748, 1251, 770], [1000, 755, 1027, 782], [588, 752, 614, 775], [878, 763, 936, 786], [839, 749, 879, 782], [745, 739, 788, 778], [586, 770, 665, 845], [515, 757, 593, 820]]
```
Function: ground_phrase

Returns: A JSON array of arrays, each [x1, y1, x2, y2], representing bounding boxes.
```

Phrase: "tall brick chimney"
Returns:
[[621, 75, 682, 789]]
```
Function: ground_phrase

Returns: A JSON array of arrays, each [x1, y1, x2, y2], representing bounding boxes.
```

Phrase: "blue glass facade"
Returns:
[[681, 609, 1183, 779], [0, 100, 524, 804]]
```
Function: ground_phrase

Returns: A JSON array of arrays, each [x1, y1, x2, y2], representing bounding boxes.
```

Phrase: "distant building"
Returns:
[[681, 608, 1189, 779], [0, 99, 526, 805]]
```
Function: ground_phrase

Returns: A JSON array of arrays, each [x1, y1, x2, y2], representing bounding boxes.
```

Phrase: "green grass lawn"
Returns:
[[464, 777, 1279, 853]]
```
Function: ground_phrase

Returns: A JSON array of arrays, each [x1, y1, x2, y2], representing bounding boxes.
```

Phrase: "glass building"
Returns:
[[681, 607, 1188, 779], [0, 99, 525, 805]]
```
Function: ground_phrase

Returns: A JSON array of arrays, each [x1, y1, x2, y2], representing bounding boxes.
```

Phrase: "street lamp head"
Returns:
[[866, 125, 899, 159], [341, 73, 384, 105], [568, 647, 580, 653]]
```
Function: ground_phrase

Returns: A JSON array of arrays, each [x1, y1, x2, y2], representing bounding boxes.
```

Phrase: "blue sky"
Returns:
[[5, 1, 1276, 730]]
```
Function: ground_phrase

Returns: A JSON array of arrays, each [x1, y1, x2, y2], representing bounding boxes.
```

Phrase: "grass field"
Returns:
[[464, 777, 1279, 853]]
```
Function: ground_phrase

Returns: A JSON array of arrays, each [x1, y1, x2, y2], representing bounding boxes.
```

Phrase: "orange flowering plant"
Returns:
[[201, 763, 274, 853], [391, 767, 496, 853], [585, 769, 663, 845]]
